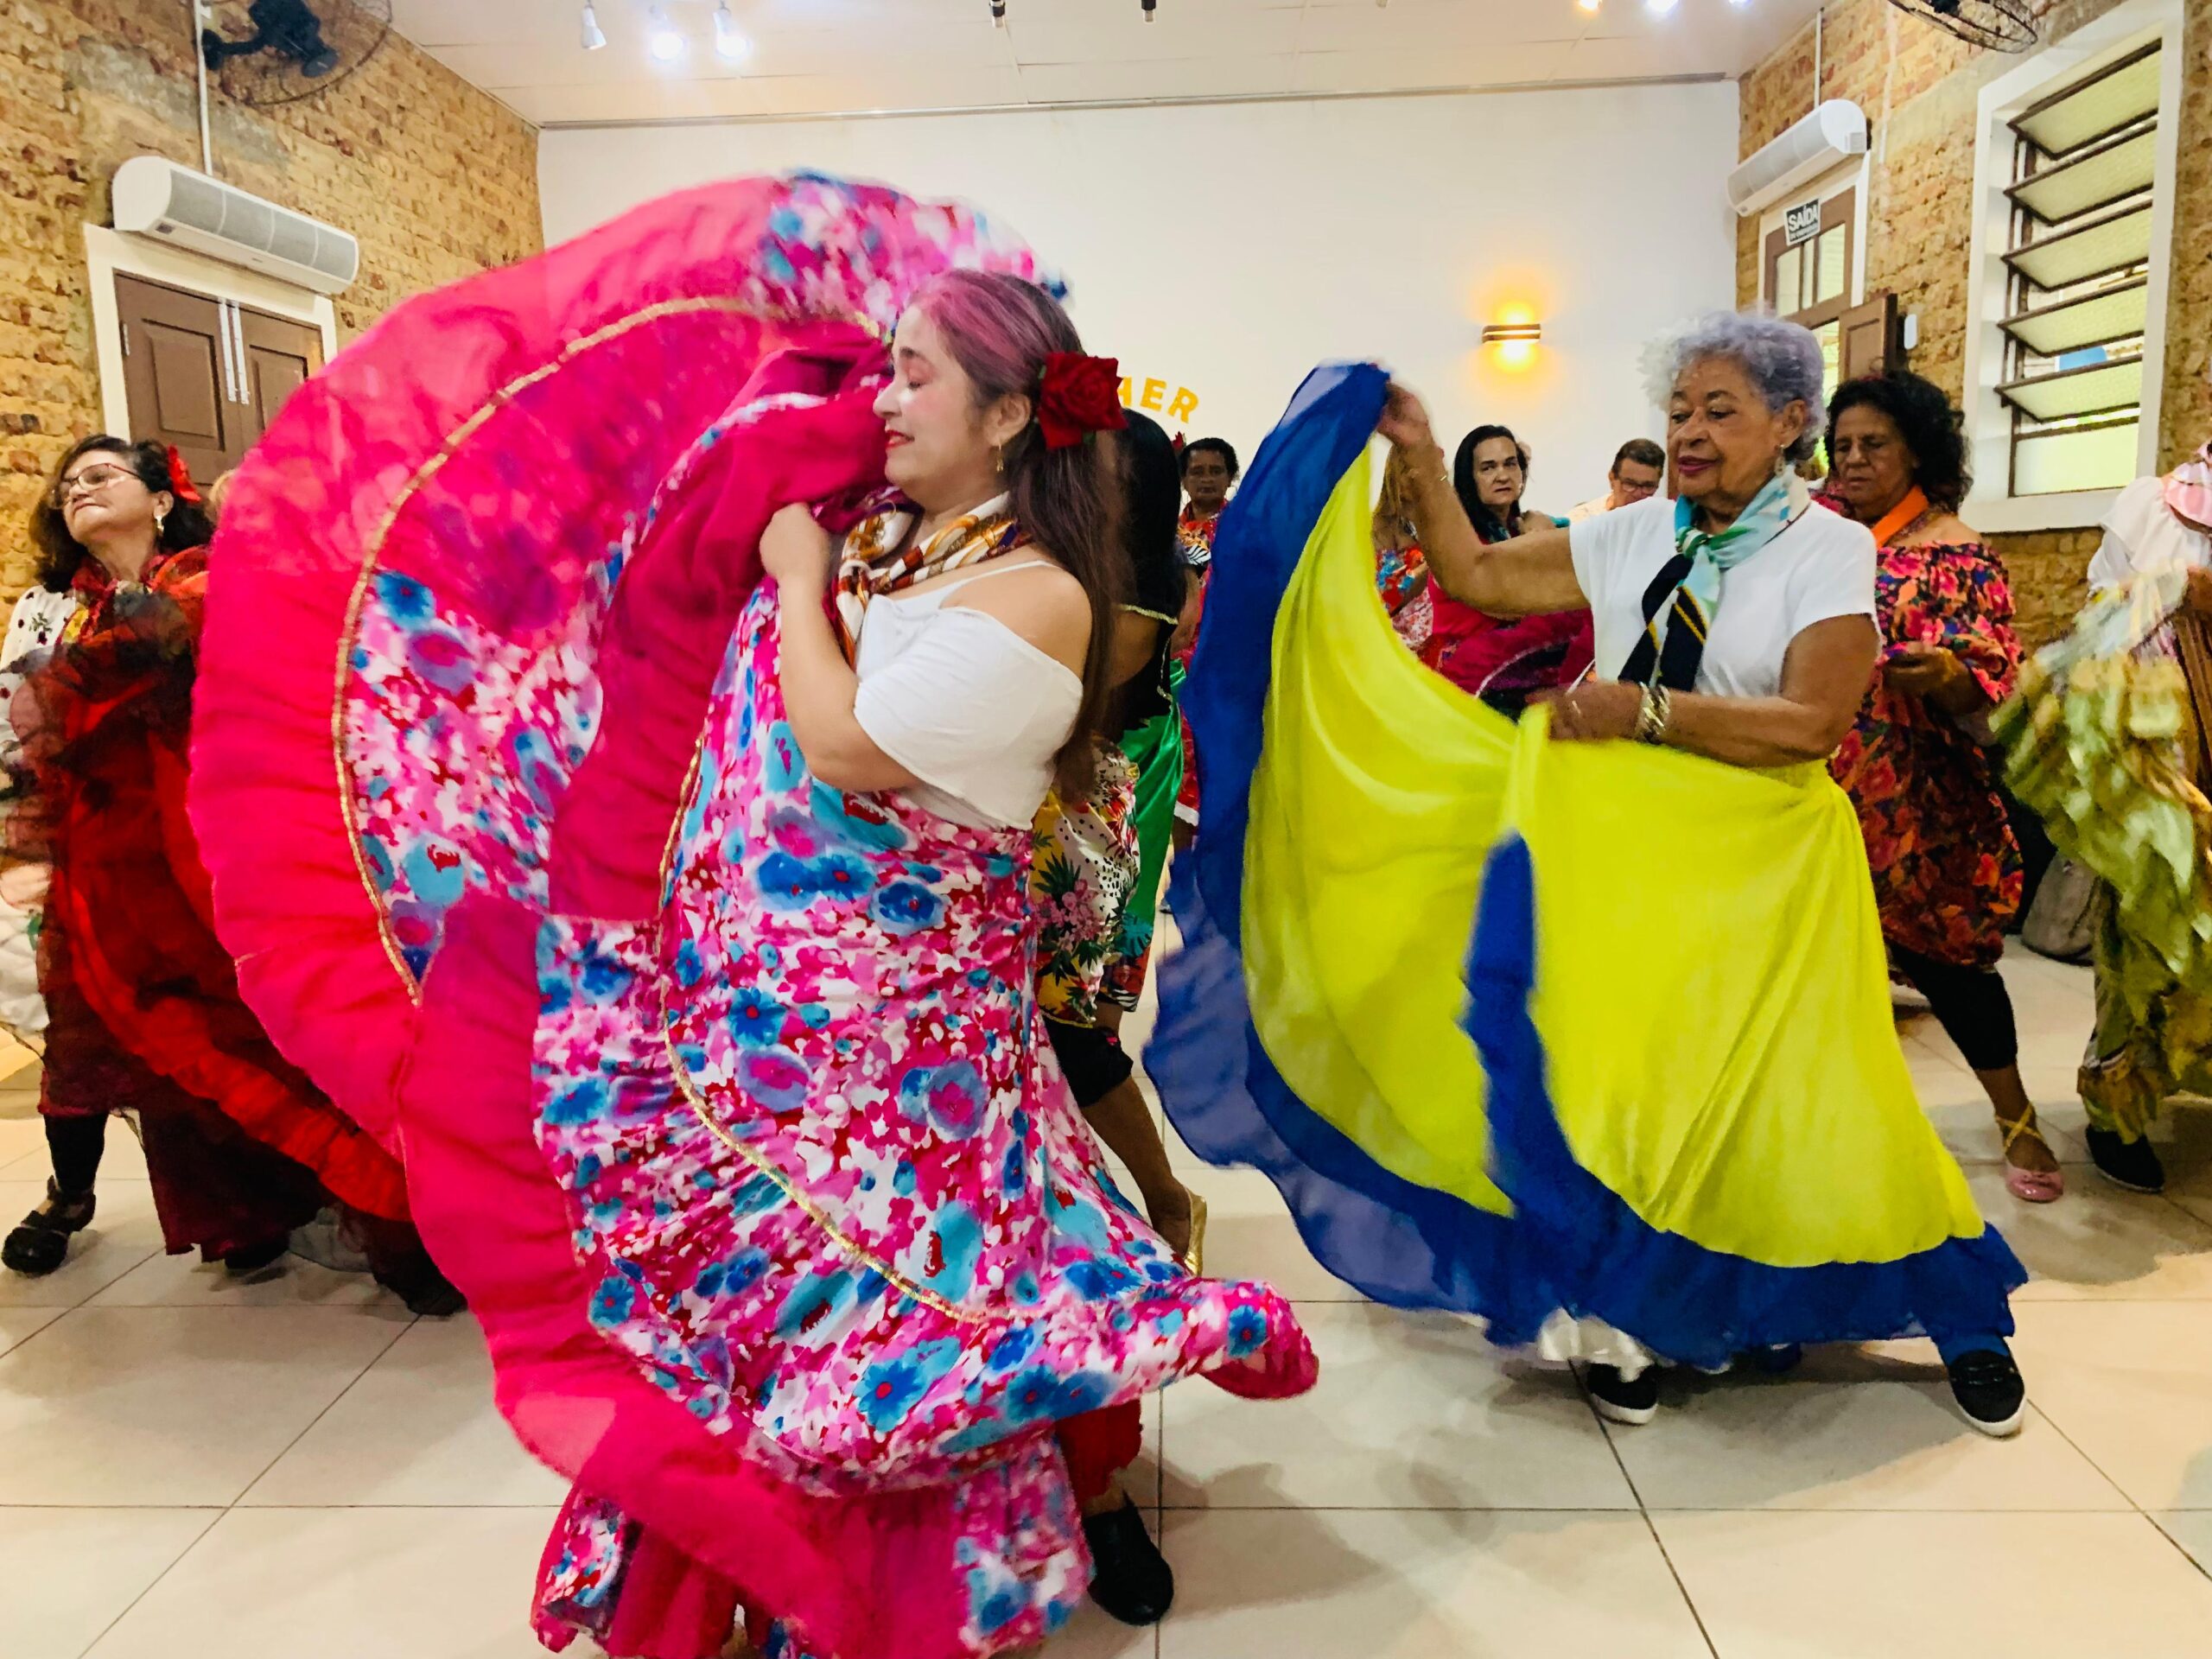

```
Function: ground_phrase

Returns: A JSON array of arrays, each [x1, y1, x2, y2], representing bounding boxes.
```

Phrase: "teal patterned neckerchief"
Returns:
[[1620, 467, 1813, 690]]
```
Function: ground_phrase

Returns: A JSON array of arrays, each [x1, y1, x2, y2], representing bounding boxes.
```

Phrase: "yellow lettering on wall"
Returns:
[[1117, 376, 1134, 408], [1165, 387, 1198, 423], [1140, 378, 1166, 412]]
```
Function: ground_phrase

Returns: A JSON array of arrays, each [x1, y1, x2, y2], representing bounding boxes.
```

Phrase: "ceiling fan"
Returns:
[[1882, 0, 2039, 53], [196, 0, 393, 106]]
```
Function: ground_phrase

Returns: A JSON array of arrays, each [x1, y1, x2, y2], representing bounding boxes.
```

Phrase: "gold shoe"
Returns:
[[1180, 1190, 1209, 1277]]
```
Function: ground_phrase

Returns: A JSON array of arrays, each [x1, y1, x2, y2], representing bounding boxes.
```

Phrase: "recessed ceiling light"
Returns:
[[1645, 0, 1681, 15], [648, 7, 684, 60], [579, 3, 606, 49], [714, 2, 750, 58], [1577, 0, 1602, 13]]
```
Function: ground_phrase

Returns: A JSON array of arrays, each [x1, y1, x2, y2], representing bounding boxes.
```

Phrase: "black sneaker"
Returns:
[[1083, 1499, 1173, 1627], [2086, 1127, 2164, 1193], [1586, 1363, 1659, 1426], [1947, 1347, 2025, 1438]]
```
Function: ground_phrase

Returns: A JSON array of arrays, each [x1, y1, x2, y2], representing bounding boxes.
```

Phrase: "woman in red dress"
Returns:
[[1419, 424, 1592, 715], [1, 438, 452, 1305]]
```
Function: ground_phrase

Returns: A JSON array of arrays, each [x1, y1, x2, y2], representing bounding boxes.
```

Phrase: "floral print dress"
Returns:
[[1829, 534, 2023, 969], [523, 512, 1314, 1656]]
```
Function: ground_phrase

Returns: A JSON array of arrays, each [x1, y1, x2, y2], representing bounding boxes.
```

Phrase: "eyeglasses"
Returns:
[[50, 462, 137, 507]]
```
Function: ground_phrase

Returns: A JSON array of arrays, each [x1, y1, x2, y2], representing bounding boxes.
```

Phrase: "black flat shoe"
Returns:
[[221, 1236, 291, 1274], [2, 1179, 97, 1278], [1586, 1363, 1659, 1426], [377, 1256, 467, 1319], [2086, 1127, 2164, 1193], [1084, 1499, 1173, 1627], [1947, 1346, 2026, 1439]]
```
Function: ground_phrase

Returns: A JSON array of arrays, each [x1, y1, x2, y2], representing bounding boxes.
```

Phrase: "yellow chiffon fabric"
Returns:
[[1243, 449, 1991, 1269]]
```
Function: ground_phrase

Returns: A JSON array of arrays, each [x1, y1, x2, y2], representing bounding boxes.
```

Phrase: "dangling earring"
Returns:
[[154, 510, 167, 536], [993, 444, 1006, 476]]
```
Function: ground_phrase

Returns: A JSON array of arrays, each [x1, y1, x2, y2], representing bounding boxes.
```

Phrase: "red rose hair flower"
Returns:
[[1035, 353, 1128, 451]]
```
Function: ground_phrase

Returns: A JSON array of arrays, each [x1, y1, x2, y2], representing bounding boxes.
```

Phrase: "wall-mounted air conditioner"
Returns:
[[111, 156, 359, 296], [1726, 100, 1870, 219]]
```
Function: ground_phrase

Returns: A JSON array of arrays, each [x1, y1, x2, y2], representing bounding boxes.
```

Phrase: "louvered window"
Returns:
[[1993, 40, 2163, 497]]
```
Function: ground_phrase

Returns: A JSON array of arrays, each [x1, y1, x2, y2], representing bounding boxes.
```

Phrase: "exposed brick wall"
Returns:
[[1736, 0, 2211, 645], [0, 0, 542, 582]]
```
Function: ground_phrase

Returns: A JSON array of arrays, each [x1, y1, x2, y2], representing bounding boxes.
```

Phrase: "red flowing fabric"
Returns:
[[14, 549, 405, 1222]]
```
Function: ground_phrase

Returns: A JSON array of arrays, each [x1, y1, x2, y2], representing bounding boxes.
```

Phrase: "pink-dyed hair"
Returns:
[[912, 269, 1125, 800]]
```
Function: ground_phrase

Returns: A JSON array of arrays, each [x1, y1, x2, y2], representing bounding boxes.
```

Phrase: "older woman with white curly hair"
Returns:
[[1381, 309, 1880, 766], [1375, 311, 2031, 1437]]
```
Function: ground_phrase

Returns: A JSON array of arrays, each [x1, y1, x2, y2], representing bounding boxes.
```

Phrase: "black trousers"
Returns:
[[1892, 945, 2019, 1072], [44, 1113, 106, 1195]]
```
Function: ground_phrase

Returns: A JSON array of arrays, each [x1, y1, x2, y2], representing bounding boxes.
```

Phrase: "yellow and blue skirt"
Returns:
[[1148, 364, 2024, 1365]]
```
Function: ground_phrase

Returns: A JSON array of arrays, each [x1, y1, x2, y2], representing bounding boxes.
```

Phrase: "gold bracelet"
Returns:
[[1635, 683, 1672, 744]]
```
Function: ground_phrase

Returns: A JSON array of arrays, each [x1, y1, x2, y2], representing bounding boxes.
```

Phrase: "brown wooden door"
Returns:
[[238, 307, 321, 442], [115, 274, 325, 482], [1840, 293, 1903, 382]]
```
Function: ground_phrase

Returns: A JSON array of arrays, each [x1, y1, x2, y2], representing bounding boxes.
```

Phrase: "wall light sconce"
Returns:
[[1482, 319, 1542, 370]]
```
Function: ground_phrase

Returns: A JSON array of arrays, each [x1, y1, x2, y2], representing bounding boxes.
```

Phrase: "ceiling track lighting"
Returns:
[[647, 4, 684, 60], [1141, 0, 1156, 18], [579, 3, 606, 50], [714, 0, 750, 59], [989, 0, 1006, 20]]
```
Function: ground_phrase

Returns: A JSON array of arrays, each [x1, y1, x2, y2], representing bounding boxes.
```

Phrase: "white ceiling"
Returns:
[[391, 0, 1821, 126]]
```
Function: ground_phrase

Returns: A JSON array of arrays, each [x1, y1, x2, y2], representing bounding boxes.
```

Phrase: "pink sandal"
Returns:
[[1998, 1108, 2065, 1204]]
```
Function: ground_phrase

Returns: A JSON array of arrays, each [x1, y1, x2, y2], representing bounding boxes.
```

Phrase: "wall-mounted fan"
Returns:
[[1883, 0, 2039, 53], [198, 0, 393, 106]]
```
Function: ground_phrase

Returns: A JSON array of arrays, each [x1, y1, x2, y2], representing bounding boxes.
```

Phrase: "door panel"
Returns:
[[143, 324, 226, 446], [1840, 293, 1903, 383], [237, 309, 322, 447], [245, 346, 308, 435]]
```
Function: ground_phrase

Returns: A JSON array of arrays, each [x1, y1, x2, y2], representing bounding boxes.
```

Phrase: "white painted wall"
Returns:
[[539, 82, 1739, 507]]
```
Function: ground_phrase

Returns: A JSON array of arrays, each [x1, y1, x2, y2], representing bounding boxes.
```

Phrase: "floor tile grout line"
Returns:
[[67, 1306, 422, 1659], [1580, 1374, 1720, 1659], [2018, 1395, 2152, 1514], [69, 1506, 226, 1659], [2147, 1511, 2212, 1585], [1637, 1510, 1722, 1659]]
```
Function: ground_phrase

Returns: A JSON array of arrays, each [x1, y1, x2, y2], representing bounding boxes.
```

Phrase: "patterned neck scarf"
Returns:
[[2165, 442, 2212, 535], [830, 492, 1027, 661], [1618, 467, 1813, 690], [1177, 505, 1219, 571]]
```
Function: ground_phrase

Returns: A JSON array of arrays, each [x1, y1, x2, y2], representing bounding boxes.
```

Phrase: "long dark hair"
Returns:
[[912, 270, 1126, 800], [1824, 371, 1972, 513], [30, 436, 213, 592], [1452, 424, 1530, 541]]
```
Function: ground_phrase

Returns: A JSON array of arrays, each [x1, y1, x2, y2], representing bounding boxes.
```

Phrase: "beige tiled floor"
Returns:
[[3, 951, 2211, 1657]]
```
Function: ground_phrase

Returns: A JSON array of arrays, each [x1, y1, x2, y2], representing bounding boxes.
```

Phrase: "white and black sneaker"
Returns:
[[1586, 1363, 1660, 1426], [1947, 1347, 2026, 1438]]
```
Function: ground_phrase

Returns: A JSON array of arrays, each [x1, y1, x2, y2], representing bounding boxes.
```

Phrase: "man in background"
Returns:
[[1567, 438, 1664, 522]]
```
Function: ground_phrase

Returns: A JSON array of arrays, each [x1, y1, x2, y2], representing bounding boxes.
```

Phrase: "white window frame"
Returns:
[[84, 223, 340, 439], [1959, 0, 2184, 534], [1757, 155, 1871, 316]]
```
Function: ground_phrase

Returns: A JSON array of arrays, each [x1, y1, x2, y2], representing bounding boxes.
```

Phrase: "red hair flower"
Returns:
[[164, 445, 204, 506], [1036, 353, 1128, 451]]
